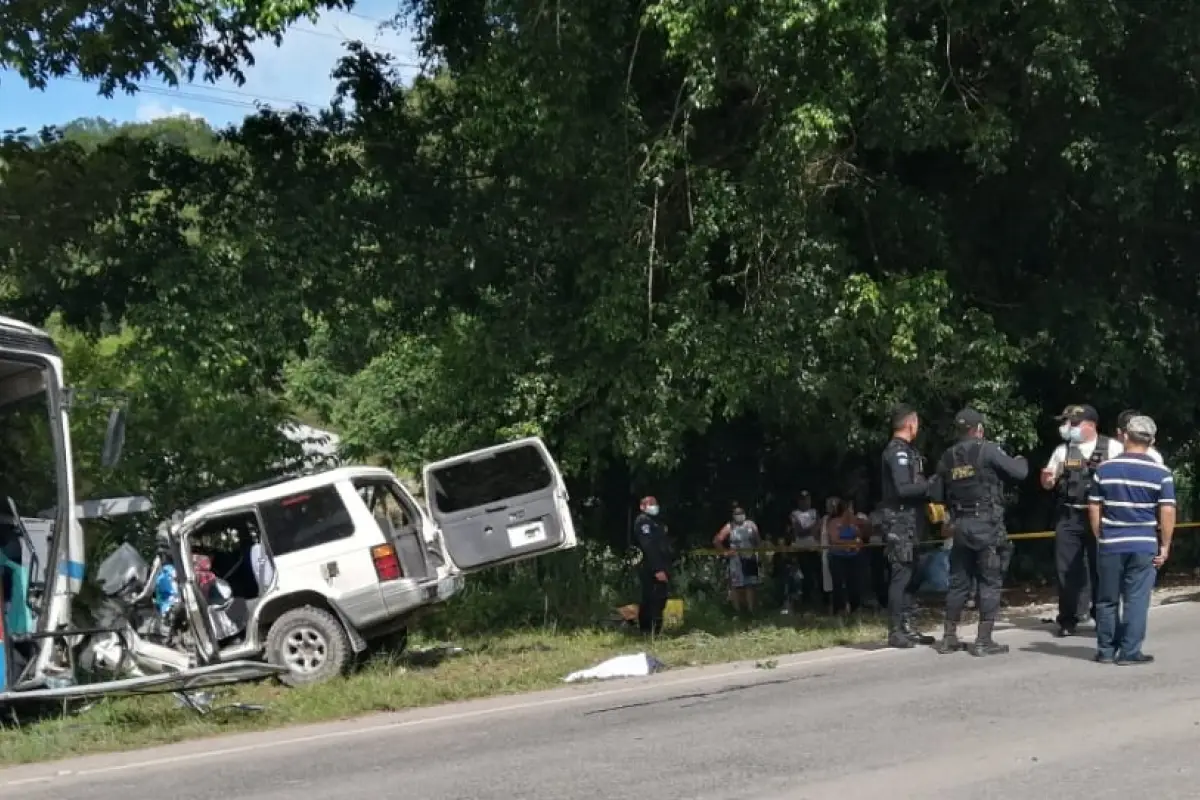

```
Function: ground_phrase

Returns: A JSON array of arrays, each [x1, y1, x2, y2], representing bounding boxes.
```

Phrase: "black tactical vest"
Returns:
[[1058, 435, 1111, 507], [943, 440, 1002, 512]]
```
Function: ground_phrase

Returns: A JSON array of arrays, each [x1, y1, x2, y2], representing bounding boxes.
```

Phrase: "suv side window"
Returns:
[[259, 485, 355, 557], [354, 480, 419, 538]]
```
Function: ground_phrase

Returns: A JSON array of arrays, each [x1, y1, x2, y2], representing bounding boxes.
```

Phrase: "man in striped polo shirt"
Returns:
[[1086, 415, 1175, 665]]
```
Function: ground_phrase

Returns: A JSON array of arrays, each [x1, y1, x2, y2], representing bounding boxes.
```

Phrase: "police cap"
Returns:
[[1055, 404, 1099, 424], [955, 407, 986, 430]]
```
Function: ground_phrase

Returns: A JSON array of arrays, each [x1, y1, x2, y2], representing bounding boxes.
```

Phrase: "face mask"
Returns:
[[732, 514, 746, 524], [1068, 426, 1084, 443], [646, 505, 659, 516], [1058, 423, 1072, 442]]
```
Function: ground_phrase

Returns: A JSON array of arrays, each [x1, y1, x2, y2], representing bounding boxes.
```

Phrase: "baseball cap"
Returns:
[[1055, 404, 1099, 424], [955, 407, 985, 429], [1126, 415, 1157, 440]]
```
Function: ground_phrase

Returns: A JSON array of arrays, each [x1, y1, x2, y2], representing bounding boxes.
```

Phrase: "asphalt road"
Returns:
[[6, 597, 1200, 800]]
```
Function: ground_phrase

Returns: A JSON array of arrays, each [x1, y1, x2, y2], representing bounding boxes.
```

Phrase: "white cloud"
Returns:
[[135, 100, 207, 122]]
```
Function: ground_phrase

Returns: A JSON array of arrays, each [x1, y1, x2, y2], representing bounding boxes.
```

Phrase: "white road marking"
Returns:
[[2, 597, 1192, 787]]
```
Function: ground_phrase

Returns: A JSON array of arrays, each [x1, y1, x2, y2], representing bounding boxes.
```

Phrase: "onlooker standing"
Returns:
[[1086, 415, 1175, 665], [824, 496, 868, 615], [714, 504, 763, 613], [783, 491, 821, 612]]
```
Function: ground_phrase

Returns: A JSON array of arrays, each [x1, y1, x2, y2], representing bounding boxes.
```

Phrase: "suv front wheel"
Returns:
[[266, 606, 352, 687]]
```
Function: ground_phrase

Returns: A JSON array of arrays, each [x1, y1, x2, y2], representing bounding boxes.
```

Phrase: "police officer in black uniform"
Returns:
[[930, 408, 1029, 656], [880, 404, 936, 648], [632, 495, 671, 635]]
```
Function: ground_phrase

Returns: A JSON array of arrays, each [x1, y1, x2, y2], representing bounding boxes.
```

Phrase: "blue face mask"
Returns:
[[1068, 426, 1084, 443], [646, 505, 659, 516], [1058, 423, 1072, 442]]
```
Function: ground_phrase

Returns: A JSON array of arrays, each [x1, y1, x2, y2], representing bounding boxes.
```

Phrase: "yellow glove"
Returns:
[[927, 502, 947, 525]]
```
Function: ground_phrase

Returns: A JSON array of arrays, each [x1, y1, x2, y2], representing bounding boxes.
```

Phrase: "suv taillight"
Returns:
[[372, 544, 403, 582]]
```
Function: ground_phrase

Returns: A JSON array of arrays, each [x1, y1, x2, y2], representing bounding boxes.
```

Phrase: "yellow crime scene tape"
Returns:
[[688, 520, 1200, 556]]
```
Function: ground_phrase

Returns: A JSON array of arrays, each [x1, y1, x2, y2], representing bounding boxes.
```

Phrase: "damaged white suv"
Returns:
[[89, 437, 576, 686]]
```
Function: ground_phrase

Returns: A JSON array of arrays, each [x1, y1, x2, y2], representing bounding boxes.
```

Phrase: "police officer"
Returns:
[[931, 408, 1029, 656], [880, 404, 935, 648], [632, 495, 671, 635], [1039, 404, 1122, 637]]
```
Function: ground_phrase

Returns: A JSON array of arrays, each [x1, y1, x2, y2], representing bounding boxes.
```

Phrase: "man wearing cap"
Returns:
[[930, 408, 1029, 656], [879, 404, 935, 648], [1039, 404, 1123, 637], [633, 496, 671, 635], [1086, 415, 1174, 665], [1115, 410, 1163, 464]]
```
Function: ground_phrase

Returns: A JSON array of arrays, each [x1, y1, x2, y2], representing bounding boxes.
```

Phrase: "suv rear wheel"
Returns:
[[266, 606, 352, 687]]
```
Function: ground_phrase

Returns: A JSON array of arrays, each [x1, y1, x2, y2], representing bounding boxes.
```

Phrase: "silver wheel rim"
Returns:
[[283, 625, 328, 674]]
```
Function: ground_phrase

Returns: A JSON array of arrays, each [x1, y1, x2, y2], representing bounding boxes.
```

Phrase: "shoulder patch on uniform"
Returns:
[[639, 523, 651, 534], [895, 451, 909, 466]]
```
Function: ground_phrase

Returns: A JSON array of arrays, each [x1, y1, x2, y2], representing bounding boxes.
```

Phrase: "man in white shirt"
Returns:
[[782, 491, 820, 612], [1116, 409, 1163, 463], [1039, 404, 1123, 636]]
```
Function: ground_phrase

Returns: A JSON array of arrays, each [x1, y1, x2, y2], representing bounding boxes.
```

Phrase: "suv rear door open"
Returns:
[[422, 437, 577, 573]]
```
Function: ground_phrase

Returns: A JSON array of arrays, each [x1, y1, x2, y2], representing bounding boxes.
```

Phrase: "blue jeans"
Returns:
[[1094, 551, 1156, 660]]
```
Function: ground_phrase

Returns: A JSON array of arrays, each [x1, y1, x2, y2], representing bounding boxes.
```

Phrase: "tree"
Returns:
[[1, 0, 359, 96]]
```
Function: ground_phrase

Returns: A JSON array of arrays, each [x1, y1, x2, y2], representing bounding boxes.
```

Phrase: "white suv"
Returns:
[[93, 436, 576, 687]]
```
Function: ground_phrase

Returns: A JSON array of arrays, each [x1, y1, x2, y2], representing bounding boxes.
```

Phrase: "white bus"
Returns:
[[0, 315, 280, 702]]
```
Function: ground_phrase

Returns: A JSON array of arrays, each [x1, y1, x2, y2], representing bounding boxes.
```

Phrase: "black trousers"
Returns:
[[829, 555, 862, 613], [868, 548, 889, 608], [798, 550, 825, 606], [945, 518, 1008, 627], [1055, 510, 1096, 628], [638, 572, 669, 634], [884, 516, 923, 634]]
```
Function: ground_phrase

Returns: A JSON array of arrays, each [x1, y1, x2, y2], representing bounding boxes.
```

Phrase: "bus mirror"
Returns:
[[102, 407, 127, 468]]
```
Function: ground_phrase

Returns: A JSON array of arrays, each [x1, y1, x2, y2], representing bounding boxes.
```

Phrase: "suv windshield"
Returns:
[[429, 444, 553, 514]]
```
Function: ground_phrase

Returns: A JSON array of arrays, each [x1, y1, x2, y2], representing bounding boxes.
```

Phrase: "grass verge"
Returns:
[[0, 609, 886, 767]]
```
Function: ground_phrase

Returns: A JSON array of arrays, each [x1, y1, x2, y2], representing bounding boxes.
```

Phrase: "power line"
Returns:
[[65, 75, 312, 109], [287, 23, 422, 67]]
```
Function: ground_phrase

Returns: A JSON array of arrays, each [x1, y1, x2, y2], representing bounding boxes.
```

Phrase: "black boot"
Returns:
[[934, 622, 962, 654], [970, 620, 1009, 657], [903, 615, 935, 646], [887, 629, 914, 649]]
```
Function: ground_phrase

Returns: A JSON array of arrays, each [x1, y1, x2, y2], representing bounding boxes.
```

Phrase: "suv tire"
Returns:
[[266, 606, 352, 687]]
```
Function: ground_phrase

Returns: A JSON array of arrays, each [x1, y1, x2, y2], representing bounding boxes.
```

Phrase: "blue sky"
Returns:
[[0, 0, 420, 132]]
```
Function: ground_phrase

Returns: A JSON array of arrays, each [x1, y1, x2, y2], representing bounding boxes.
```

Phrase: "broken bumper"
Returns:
[[435, 573, 465, 603]]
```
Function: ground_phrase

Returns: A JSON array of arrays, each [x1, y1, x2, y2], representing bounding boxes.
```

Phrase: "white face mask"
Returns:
[[646, 505, 659, 516], [1058, 423, 1072, 442], [1068, 426, 1085, 443]]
